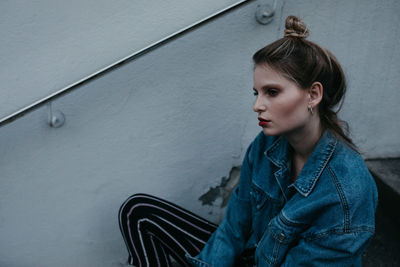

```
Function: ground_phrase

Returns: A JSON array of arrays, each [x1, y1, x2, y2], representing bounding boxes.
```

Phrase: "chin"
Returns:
[[262, 128, 278, 136]]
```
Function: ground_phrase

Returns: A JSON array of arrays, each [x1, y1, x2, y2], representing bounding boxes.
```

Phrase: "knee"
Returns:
[[119, 193, 153, 220]]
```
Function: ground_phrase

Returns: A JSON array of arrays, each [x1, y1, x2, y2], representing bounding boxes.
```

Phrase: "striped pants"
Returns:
[[118, 193, 255, 267], [118, 193, 218, 267]]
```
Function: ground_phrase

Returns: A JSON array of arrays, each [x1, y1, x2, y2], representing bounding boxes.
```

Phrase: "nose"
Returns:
[[253, 95, 266, 113]]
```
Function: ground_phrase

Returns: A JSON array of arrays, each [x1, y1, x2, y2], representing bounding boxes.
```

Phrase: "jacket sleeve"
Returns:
[[187, 144, 254, 267], [279, 230, 374, 267]]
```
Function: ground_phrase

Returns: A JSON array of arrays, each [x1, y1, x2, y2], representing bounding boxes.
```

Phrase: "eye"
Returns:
[[267, 88, 279, 97], [253, 89, 258, 96]]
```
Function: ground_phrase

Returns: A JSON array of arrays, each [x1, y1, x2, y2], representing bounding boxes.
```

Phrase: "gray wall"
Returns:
[[0, 0, 240, 120], [1, 0, 399, 266]]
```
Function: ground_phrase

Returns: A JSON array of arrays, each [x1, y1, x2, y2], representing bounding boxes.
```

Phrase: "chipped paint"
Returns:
[[199, 166, 241, 207]]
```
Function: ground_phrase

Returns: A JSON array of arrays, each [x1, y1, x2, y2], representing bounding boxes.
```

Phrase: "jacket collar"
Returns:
[[265, 130, 337, 197]]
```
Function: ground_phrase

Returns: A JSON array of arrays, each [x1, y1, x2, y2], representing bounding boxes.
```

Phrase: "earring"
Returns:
[[308, 105, 314, 115]]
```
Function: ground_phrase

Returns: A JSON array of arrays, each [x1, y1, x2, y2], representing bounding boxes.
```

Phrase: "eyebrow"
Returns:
[[253, 83, 281, 91]]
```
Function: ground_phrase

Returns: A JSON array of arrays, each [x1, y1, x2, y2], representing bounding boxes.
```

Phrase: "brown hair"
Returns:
[[253, 15, 356, 150]]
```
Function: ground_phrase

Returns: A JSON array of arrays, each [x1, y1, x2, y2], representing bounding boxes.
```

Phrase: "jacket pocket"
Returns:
[[255, 215, 301, 267], [250, 183, 281, 212], [250, 183, 282, 235]]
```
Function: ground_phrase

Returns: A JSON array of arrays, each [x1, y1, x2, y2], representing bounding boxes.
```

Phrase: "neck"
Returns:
[[285, 116, 323, 161]]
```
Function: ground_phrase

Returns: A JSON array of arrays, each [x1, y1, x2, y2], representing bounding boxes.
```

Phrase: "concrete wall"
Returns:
[[0, 0, 399, 266], [0, 0, 242, 120]]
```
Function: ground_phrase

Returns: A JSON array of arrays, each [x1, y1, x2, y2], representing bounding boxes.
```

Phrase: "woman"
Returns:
[[119, 16, 377, 267]]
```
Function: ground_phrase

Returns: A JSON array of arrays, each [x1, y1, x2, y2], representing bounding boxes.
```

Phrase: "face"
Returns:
[[253, 64, 311, 137]]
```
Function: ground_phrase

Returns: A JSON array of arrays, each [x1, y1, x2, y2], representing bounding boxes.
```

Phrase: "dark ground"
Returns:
[[363, 199, 400, 266], [363, 187, 400, 267], [363, 158, 400, 267]]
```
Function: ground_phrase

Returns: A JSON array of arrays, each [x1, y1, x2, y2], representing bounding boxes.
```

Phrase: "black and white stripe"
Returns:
[[118, 193, 218, 267]]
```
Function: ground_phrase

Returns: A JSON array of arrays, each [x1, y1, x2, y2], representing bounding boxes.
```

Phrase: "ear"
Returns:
[[307, 82, 323, 107]]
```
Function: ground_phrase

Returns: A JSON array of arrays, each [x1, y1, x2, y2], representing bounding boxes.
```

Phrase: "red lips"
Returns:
[[258, 117, 270, 127]]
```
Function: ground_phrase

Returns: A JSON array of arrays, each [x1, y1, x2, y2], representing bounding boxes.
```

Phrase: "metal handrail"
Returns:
[[0, 0, 254, 128]]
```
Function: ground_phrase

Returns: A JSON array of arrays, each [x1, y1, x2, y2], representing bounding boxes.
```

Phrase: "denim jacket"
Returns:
[[186, 130, 378, 266]]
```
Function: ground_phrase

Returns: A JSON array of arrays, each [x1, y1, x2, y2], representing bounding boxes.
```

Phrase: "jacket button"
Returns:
[[278, 232, 285, 241]]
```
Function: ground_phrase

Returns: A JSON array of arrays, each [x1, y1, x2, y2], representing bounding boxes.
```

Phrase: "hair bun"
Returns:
[[284, 15, 309, 39]]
